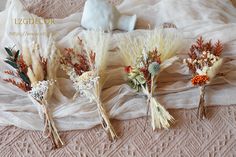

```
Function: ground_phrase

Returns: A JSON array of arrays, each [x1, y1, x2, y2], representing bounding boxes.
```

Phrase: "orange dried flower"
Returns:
[[191, 75, 209, 86]]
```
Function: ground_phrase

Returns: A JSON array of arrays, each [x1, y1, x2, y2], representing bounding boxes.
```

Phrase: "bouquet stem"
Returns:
[[144, 76, 174, 130], [42, 102, 64, 149], [148, 96, 174, 130], [96, 100, 118, 140], [197, 86, 207, 119]]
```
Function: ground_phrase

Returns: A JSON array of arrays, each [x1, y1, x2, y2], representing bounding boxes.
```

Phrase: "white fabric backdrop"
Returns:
[[0, 0, 236, 131]]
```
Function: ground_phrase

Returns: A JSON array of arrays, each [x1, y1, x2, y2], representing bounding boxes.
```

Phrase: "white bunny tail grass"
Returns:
[[149, 97, 174, 130], [117, 33, 144, 66], [83, 30, 111, 89], [46, 35, 61, 100], [46, 35, 61, 80], [22, 45, 32, 66], [31, 45, 44, 82], [83, 30, 110, 72], [118, 29, 183, 67], [145, 28, 183, 62], [197, 86, 207, 119], [83, 30, 118, 140]]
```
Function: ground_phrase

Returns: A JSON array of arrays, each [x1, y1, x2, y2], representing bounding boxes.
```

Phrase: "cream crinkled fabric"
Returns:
[[0, 0, 236, 131]]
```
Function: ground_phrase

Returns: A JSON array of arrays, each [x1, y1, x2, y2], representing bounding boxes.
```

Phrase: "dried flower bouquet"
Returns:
[[184, 37, 223, 119], [60, 31, 117, 140], [119, 29, 183, 130], [2, 40, 63, 148]]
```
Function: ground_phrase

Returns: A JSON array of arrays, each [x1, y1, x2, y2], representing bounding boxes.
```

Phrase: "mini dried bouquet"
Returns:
[[60, 31, 117, 140], [119, 29, 182, 130], [184, 37, 223, 119], [2, 41, 63, 148]]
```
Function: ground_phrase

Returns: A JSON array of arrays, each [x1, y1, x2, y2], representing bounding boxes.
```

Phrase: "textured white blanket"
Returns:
[[0, 0, 236, 131]]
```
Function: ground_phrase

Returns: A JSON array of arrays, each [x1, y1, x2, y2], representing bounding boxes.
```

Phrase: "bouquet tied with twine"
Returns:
[[2, 38, 63, 148], [60, 31, 117, 140], [184, 36, 223, 119], [119, 29, 183, 130]]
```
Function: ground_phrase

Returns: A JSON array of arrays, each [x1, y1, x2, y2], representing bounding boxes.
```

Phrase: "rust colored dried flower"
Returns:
[[17, 55, 28, 73], [3, 78, 30, 91], [148, 48, 161, 64], [4, 70, 15, 76], [61, 48, 90, 76], [90, 51, 96, 65], [185, 37, 223, 75], [188, 36, 223, 60], [191, 75, 209, 86], [214, 40, 223, 56]]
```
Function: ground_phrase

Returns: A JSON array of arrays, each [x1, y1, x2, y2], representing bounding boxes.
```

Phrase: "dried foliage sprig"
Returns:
[[60, 31, 117, 140], [184, 36, 224, 119], [119, 29, 182, 130], [2, 44, 63, 149], [3, 47, 31, 91]]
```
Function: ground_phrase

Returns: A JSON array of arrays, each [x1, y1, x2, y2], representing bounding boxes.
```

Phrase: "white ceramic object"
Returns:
[[0, 0, 8, 11], [81, 0, 137, 31]]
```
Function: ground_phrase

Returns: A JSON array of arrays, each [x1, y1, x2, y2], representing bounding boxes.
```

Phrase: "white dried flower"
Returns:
[[196, 66, 209, 75], [139, 62, 145, 68], [28, 80, 53, 102], [72, 71, 99, 96], [187, 58, 192, 63]]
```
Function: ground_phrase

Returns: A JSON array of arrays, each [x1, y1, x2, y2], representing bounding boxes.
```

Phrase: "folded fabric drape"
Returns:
[[0, 0, 236, 131]]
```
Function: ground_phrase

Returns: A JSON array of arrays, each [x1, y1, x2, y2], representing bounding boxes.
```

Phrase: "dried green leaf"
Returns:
[[128, 80, 141, 92], [136, 75, 146, 84], [19, 72, 30, 84], [6, 57, 15, 62], [5, 47, 13, 57], [4, 60, 18, 69], [14, 50, 20, 61]]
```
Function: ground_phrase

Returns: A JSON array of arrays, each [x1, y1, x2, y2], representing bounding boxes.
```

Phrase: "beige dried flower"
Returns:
[[31, 52, 44, 81], [22, 46, 32, 66], [27, 67, 37, 84]]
